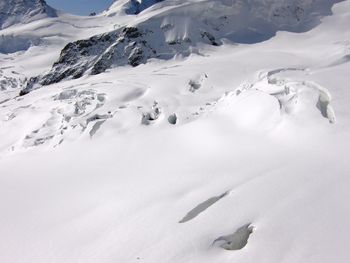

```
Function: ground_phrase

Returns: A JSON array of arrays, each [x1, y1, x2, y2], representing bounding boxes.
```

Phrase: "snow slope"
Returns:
[[0, 0, 133, 93], [24, 0, 344, 91], [105, 0, 165, 15], [0, 0, 57, 29], [0, 0, 350, 263]]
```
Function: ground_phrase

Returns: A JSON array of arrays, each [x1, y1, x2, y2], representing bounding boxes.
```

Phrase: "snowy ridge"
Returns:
[[125, 0, 165, 14], [23, 0, 343, 93], [105, 0, 165, 16], [0, 0, 57, 29]]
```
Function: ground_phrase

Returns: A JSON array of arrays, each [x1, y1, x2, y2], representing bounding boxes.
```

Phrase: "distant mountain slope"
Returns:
[[23, 0, 343, 92], [125, 0, 165, 14], [0, 0, 57, 29], [105, 0, 165, 16]]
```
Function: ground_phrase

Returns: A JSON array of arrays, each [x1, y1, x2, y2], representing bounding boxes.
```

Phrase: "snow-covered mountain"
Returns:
[[106, 0, 165, 15], [1, 0, 350, 263], [23, 0, 344, 92], [0, 0, 57, 29], [125, 0, 165, 14]]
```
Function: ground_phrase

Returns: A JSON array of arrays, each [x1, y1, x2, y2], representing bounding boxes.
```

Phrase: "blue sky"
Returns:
[[46, 0, 114, 15]]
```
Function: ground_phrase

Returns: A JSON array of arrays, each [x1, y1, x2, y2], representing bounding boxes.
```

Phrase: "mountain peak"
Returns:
[[0, 0, 57, 29], [125, 0, 165, 14], [106, 0, 165, 16]]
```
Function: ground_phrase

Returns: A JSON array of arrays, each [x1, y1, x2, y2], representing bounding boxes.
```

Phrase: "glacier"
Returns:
[[0, 0, 350, 263]]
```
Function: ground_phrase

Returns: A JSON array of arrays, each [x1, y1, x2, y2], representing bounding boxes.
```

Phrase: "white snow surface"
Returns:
[[1, 0, 350, 262], [0, 0, 57, 29]]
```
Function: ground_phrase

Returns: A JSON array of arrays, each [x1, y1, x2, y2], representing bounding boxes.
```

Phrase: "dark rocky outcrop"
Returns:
[[23, 26, 157, 91]]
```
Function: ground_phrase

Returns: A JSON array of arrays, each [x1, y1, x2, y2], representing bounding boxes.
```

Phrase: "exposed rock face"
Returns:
[[0, 0, 57, 29], [21, 0, 342, 94], [24, 26, 157, 91]]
